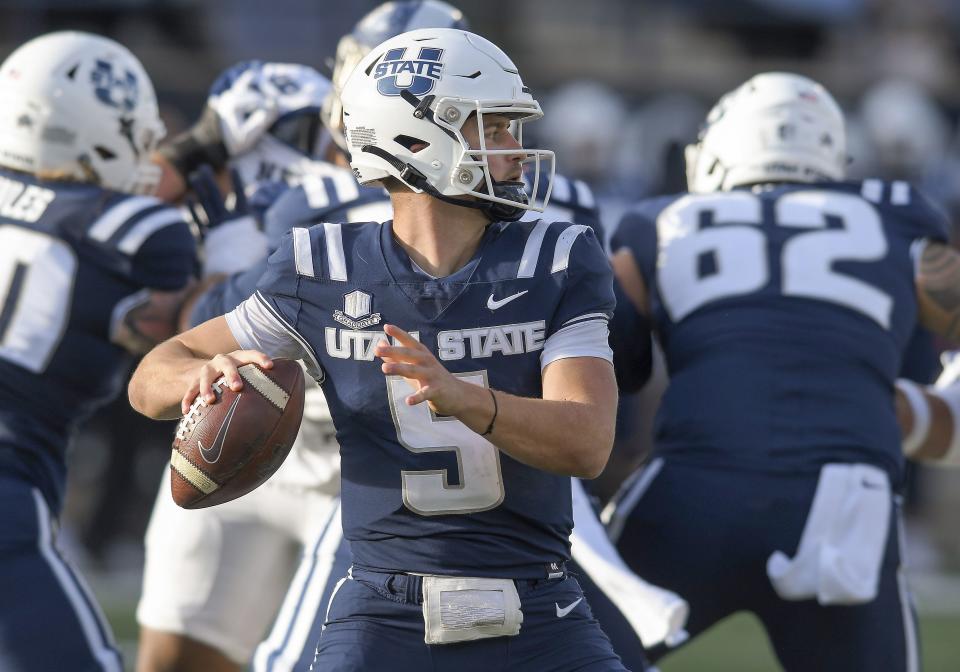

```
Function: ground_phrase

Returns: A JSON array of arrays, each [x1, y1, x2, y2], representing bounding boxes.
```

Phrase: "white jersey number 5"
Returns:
[[387, 371, 505, 516], [656, 190, 892, 327]]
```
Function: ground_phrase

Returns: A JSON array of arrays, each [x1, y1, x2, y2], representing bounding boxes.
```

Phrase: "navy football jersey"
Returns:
[[0, 168, 196, 510], [611, 180, 949, 482], [190, 166, 390, 325], [225, 218, 614, 577]]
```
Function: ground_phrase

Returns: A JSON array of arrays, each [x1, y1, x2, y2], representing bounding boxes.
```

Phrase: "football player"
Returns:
[[605, 72, 960, 671], [153, 60, 332, 205], [0, 32, 197, 671], [134, 61, 351, 672], [248, 4, 668, 670], [129, 27, 629, 672]]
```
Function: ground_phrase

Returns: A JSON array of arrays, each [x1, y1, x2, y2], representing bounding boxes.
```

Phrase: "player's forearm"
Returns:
[[457, 383, 616, 478], [895, 379, 957, 463], [128, 337, 209, 420]]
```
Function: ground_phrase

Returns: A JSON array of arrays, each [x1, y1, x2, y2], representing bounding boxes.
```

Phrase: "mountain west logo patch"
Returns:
[[334, 290, 382, 329], [374, 47, 443, 97], [91, 59, 139, 112]]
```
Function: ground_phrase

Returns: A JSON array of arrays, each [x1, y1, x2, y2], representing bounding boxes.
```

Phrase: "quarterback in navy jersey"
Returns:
[[130, 28, 626, 672], [605, 73, 960, 671], [0, 33, 196, 672]]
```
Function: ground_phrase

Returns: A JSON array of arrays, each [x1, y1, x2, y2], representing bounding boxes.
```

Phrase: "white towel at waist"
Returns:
[[767, 463, 891, 605]]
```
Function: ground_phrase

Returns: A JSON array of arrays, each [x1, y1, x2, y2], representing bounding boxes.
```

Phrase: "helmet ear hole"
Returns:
[[394, 135, 429, 153], [94, 146, 117, 160]]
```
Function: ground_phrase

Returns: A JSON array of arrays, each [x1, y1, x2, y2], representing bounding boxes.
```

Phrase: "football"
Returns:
[[169, 359, 306, 509]]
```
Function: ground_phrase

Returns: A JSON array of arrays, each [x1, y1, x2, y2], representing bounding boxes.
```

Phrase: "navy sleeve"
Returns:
[[550, 225, 615, 336], [248, 179, 291, 224], [610, 207, 659, 289], [609, 276, 653, 393], [128, 221, 198, 290], [263, 182, 323, 253], [571, 202, 605, 245], [882, 182, 951, 243], [253, 230, 305, 328]]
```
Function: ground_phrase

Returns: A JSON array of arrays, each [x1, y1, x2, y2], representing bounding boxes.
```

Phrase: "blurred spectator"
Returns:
[[854, 78, 960, 227]]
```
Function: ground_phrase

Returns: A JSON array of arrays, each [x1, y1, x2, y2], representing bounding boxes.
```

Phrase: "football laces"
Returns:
[[175, 377, 225, 441]]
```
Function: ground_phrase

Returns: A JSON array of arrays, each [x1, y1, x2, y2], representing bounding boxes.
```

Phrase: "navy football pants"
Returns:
[[313, 566, 631, 671], [0, 473, 122, 671], [609, 459, 919, 672]]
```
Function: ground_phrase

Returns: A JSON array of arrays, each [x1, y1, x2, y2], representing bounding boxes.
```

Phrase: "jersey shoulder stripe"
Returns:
[[87, 193, 187, 255], [322, 222, 348, 281], [87, 195, 162, 241], [860, 178, 912, 206], [528, 173, 596, 212], [292, 227, 316, 277], [282, 220, 374, 283], [513, 220, 591, 278], [551, 224, 589, 273]]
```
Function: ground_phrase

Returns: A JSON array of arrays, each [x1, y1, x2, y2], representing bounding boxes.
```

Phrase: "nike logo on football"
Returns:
[[487, 290, 528, 311], [555, 597, 583, 618], [198, 394, 242, 464]]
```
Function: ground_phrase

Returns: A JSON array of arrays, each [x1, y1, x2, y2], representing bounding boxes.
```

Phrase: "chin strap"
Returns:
[[360, 143, 527, 222]]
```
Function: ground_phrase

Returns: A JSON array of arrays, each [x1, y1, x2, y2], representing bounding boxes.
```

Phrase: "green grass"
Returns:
[[99, 601, 960, 671], [658, 612, 960, 672]]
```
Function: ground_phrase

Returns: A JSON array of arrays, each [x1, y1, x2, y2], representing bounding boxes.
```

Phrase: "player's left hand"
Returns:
[[376, 324, 476, 417]]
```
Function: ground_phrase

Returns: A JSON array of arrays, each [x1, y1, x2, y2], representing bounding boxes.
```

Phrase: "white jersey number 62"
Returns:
[[656, 191, 892, 328]]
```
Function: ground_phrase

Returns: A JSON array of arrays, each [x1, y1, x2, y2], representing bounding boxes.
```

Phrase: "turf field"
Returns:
[[97, 575, 960, 671], [658, 612, 960, 672]]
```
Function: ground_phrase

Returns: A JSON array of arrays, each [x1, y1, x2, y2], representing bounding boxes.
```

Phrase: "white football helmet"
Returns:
[[321, 0, 468, 152], [0, 31, 165, 194], [340, 28, 554, 221], [685, 72, 846, 193], [207, 61, 332, 189]]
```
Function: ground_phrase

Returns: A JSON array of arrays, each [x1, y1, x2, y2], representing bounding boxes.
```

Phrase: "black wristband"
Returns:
[[481, 388, 498, 437], [157, 105, 229, 178]]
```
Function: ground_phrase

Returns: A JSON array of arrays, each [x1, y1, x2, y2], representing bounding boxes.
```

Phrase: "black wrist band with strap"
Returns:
[[481, 388, 498, 437]]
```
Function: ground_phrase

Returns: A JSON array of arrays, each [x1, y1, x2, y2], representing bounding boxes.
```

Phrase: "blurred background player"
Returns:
[[605, 72, 960, 671], [0, 31, 196, 671], [134, 60, 351, 672]]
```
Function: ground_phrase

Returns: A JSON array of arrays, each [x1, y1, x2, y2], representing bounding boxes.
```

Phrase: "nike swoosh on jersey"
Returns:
[[198, 393, 242, 464], [555, 597, 583, 618], [487, 290, 529, 311]]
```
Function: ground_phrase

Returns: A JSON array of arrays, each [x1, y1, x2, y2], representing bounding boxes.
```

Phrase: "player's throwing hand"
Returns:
[[376, 324, 474, 415]]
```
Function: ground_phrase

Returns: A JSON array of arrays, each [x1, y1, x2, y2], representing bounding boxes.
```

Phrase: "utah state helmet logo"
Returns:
[[374, 47, 443, 97], [90, 59, 139, 112]]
